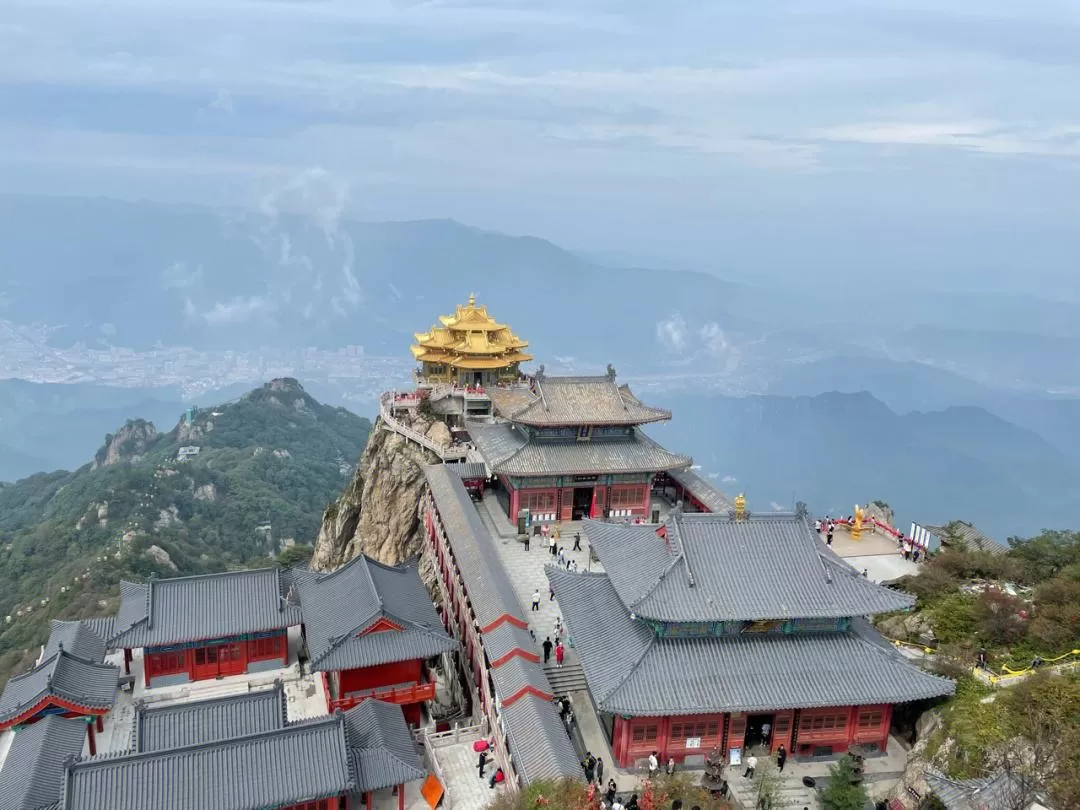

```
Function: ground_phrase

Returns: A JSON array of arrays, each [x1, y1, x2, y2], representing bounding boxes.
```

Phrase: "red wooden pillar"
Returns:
[[365, 791, 373, 810], [880, 704, 893, 752], [658, 716, 672, 763], [95, 715, 104, 733], [847, 706, 858, 749], [123, 648, 132, 675], [508, 486, 519, 521], [87, 721, 97, 756], [398, 784, 405, 810]]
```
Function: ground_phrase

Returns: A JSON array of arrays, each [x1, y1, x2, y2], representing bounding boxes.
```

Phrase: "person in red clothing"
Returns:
[[488, 767, 505, 788], [555, 641, 565, 668]]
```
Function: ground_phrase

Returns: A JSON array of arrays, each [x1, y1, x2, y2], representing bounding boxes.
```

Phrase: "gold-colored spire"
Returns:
[[734, 493, 747, 521], [411, 294, 533, 379], [468, 292, 476, 307]]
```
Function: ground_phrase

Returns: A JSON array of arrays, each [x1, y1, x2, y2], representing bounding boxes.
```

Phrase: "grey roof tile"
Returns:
[[63, 714, 354, 810], [509, 374, 671, 427], [423, 465, 526, 631], [468, 422, 690, 476], [108, 568, 302, 649], [0, 653, 118, 728], [483, 622, 537, 664], [133, 685, 287, 753], [666, 468, 734, 512], [42, 621, 107, 665], [490, 656, 552, 704], [292, 556, 456, 673], [549, 568, 954, 716], [925, 521, 1008, 555], [925, 769, 1052, 810], [343, 700, 426, 793], [451, 462, 488, 480], [584, 511, 915, 622], [0, 716, 88, 810], [499, 693, 582, 785]]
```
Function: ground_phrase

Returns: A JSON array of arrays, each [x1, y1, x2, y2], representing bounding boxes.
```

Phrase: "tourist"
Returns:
[[611, 799, 625, 810], [574, 532, 582, 551], [478, 749, 487, 778], [596, 757, 604, 784], [912, 548, 920, 563], [815, 518, 822, 534], [826, 527, 834, 546], [542, 636, 553, 664], [648, 751, 659, 778], [549, 584, 555, 601], [542, 523, 550, 540], [531, 589, 541, 611], [558, 547, 566, 567], [761, 721, 771, 746], [488, 767, 504, 789], [606, 778, 617, 805], [743, 754, 757, 779], [553, 526, 561, 541], [571, 560, 579, 573], [555, 616, 563, 638], [671, 801, 683, 810], [863, 568, 869, 577], [776, 744, 787, 773], [555, 641, 565, 668], [584, 754, 595, 782], [666, 756, 675, 775], [523, 532, 530, 551], [549, 533, 557, 556], [565, 707, 575, 730], [626, 795, 639, 810]]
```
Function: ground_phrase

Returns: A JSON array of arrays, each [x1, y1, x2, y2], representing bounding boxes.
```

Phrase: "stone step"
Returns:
[[544, 663, 589, 694], [725, 773, 819, 810]]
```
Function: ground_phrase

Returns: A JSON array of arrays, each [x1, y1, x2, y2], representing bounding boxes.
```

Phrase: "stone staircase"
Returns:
[[544, 662, 589, 695], [724, 771, 819, 810]]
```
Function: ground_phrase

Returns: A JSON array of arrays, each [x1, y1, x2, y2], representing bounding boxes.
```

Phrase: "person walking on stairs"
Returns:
[[542, 636, 553, 664], [531, 589, 541, 611]]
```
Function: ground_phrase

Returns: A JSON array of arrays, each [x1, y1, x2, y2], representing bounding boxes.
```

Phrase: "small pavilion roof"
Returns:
[[667, 467, 734, 512], [422, 465, 526, 632], [133, 684, 288, 753], [549, 568, 954, 717], [0, 652, 118, 730], [343, 699, 426, 793], [42, 620, 108, 665], [468, 421, 690, 477], [289, 555, 457, 673], [107, 567, 302, 650], [583, 511, 914, 623], [925, 768, 1054, 810], [508, 371, 671, 427], [0, 715, 88, 810]]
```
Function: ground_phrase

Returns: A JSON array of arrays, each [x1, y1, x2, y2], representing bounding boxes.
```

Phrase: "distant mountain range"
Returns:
[[650, 389, 1080, 541]]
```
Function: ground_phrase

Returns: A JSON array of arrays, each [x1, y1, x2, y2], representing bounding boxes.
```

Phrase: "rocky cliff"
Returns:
[[92, 419, 159, 468], [311, 411, 441, 572]]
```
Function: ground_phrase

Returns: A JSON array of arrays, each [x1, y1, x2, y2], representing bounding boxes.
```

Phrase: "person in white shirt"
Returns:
[[743, 754, 757, 778], [647, 751, 659, 777]]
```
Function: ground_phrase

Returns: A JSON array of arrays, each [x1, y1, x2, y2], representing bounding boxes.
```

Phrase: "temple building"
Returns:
[[0, 715, 90, 810], [288, 555, 458, 725], [61, 693, 424, 810], [472, 366, 692, 522], [549, 507, 955, 767], [422, 464, 582, 788], [0, 619, 119, 754], [411, 294, 532, 387], [107, 568, 302, 688]]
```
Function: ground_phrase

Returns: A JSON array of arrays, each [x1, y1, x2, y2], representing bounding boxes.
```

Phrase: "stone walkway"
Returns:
[[436, 739, 510, 810]]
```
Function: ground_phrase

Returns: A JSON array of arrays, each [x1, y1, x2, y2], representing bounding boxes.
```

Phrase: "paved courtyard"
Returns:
[[432, 737, 510, 810]]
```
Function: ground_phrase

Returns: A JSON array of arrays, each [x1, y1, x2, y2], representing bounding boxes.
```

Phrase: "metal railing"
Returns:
[[379, 393, 470, 461]]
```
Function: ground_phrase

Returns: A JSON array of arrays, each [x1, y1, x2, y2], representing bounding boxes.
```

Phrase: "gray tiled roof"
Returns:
[[423, 465, 526, 631], [343, 700, 426, 793], [292, 555, 456, 673], [509, 374, 671, 427], [0, 652, 118, 727], [451, 462, 488, 480], [490, 656, 552, 704], [468, 421, 691, 476], [583, 512, 914, 622], [43, 621, 107, 665], [925, 769, 1052, 810], [667, 468, 734, 512], [108, 568, 302, 649], [63, 713, 354, 810], [133, 684, 287, 753], [483, 622, 537, 664], [549, 568, 954, 716], [926, 521, 1009, 556], [0, 716, 88, 810], [500, 693, 582, 785]]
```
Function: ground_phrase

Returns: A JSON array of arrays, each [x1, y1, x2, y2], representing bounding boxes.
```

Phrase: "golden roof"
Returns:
[[412, 294, 532, 370]]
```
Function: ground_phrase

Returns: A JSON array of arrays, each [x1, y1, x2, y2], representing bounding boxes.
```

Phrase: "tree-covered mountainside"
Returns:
[[0, 378, 371, 681]]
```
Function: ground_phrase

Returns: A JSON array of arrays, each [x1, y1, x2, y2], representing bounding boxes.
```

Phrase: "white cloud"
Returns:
[[208, 88, 235, 115], [200, 295, 276, 325], [656, 314, 688, 353]]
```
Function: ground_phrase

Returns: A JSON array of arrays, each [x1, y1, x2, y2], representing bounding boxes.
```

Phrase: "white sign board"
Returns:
[[728, 747, 742, 766], [685, 737, 701, 749]]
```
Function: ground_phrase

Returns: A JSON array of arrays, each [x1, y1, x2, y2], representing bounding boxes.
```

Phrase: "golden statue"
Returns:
[[852, 503, 864, 541], [734, 493, 747, 521]]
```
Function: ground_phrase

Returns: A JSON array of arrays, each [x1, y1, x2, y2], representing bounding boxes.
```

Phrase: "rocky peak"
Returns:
[[93, 419, 158, 469], [265, 378, 305, 393]]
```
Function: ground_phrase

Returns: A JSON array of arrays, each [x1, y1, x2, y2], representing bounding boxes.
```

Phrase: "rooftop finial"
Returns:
[[606, 363, 616, 380], [734, 493, 747, 521], [536, 364, 545, 382], [468, 292, 476, 307]]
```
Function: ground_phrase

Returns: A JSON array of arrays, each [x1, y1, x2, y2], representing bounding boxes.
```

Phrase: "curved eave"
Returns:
[[513, 413, 672, 428]]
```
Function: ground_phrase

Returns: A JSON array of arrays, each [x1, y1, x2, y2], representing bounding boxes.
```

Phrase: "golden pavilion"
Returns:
[[411, 294, 532, 386]]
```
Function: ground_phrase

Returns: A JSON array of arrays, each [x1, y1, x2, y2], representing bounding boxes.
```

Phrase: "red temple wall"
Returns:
[[339, 660, 422, 696], [611, 704, 893, 767], [143, 631, 288, 687]]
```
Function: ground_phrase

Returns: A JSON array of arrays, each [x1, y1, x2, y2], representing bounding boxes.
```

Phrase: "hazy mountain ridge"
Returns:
[[650, 389, 1080, 540]]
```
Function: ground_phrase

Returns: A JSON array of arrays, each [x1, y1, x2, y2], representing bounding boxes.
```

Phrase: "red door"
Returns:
[[192, 643, 246, 680]]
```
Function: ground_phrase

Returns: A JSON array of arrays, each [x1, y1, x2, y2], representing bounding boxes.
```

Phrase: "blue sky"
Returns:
[[2, 0, 1079, 289]]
